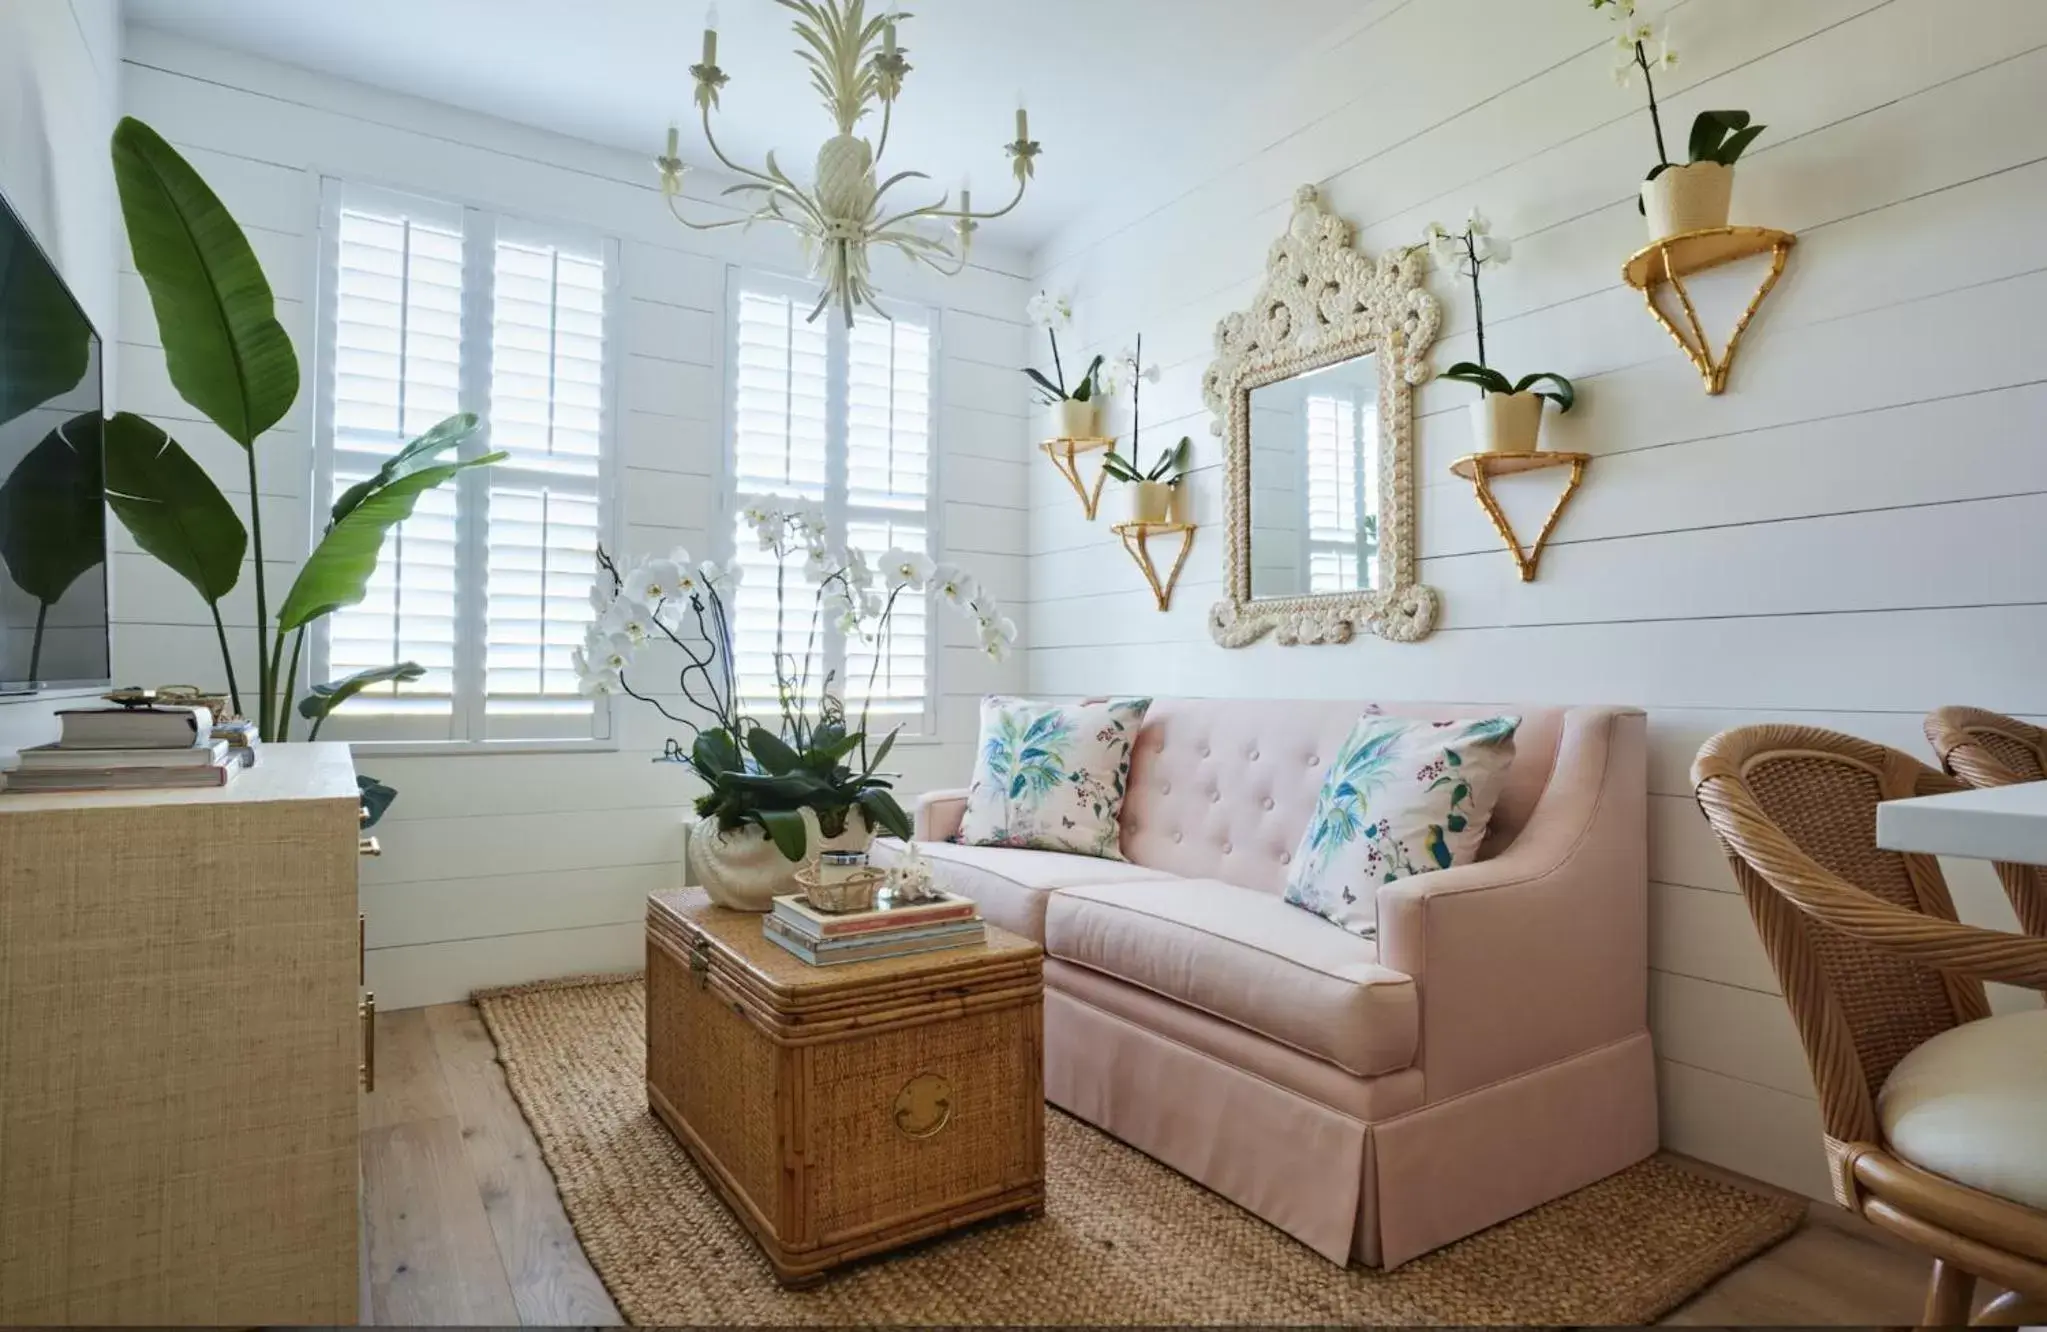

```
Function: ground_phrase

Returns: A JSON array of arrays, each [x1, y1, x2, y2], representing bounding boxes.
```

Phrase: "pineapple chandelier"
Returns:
[[655, 0, 1041, 323]]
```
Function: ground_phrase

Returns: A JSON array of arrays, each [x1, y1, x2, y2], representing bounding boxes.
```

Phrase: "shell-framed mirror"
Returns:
[[1204, 185, 1441, 646]]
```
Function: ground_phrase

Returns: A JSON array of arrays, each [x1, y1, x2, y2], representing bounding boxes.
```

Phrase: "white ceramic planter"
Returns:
[[1469, 391, 1545, 455], [688, 806, 871, 912], [1165, 481, 1190, 526], [1130, 480, 1172, 524], [1051, 397, 1100, 440], [1642, 161, 1733, 242]]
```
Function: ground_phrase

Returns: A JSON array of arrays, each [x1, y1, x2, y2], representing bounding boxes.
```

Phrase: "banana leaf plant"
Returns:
[[107, 116, 504, 765], [0, 412, 106, 681]]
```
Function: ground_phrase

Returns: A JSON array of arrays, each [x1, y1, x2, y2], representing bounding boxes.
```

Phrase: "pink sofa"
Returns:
[[878, 699, 1654, 1268]]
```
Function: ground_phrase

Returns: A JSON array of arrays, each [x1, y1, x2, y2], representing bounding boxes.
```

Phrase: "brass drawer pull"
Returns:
[[358, 836, 382, 858], [360, 991, 376, 1092]]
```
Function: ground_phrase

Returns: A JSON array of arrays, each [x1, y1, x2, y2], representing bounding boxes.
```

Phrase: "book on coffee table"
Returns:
[[769, 889, 976, 942], [762, 913, 985, 966]]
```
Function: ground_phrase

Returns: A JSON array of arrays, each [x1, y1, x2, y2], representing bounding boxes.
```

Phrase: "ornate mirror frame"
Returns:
[[1204, 185, 1441, 646]]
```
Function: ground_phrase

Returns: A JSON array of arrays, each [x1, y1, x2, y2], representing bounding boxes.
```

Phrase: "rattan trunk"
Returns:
[[645, 888, 1046, 1285]]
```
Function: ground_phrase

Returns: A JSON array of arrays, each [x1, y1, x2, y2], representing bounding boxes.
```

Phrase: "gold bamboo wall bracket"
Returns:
[[1112, 521, 1196, 611], [1040, 436, 1116, 520], [1450, 452, 1590, 583], [1622, 225, 1795, 395]]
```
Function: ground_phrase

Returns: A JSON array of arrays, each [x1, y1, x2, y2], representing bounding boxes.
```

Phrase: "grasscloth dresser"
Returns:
[[0, 741, 366, 1323]]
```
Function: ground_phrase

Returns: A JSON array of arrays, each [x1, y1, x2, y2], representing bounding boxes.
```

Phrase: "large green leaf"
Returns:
[[746, 726, 802, 775], [111, 116, 298, 448], [0, 411, 105, 603], [275, 452, 503, 630], [298, 661, 426, 723], [358, 773, 398, 829], [102, 411, 246, 603], [0, 221, 94, 428], [856, 787, 912, 841], [330, 413, 481, 524], [756, 808, 810, 862]]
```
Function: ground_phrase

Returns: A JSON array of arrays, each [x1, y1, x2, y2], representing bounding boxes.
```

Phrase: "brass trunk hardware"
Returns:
[[892, 1071, 955, 1139], [1113, 521, 1197, 611], [689, 934, 713, 991], [1450, 452, 1591, 583], [1622, 226, 1795, 395], [357, 836, 381, 858], [1040, 436, 1114, 520], [359, 991, 376, 1092]]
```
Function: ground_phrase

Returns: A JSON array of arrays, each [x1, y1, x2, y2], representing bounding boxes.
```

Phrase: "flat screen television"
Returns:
[[0, 185, 109, 693]]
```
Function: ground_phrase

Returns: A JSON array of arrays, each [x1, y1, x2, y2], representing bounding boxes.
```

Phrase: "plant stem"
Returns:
[[1468, 236, 1488, 373], [208, 602, 242, 717], [275, 627, 305, 742], [245, 446, 272, 739], [266, 626, 286, 744], [1638, 43, 1670, 167], [28, 601, 46, 683], [1131, 332, 1143, 460], [1048, 329, 1066, 397]]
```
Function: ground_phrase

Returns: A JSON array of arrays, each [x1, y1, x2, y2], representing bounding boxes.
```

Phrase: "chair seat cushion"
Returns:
[[870, 839, 1177, 943], [1877, 1008, 2047, 1209], [1043, 879, 1418, 1077]]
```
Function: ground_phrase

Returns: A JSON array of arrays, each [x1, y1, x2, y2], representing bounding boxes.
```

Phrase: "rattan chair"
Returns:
[[1692, 725, 2047, 1324], [1925, 706, 2047, 938]]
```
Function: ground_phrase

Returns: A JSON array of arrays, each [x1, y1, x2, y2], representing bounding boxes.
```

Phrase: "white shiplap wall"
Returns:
[[1027, 0, 2047, 1199], [115, 28, 1033, 1007], [0, 0, 122, 753]]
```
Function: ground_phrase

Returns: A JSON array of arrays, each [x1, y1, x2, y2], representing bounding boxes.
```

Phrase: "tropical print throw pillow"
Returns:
[[1283, 714, 1521, 937], [958, 696, 1153, 860]]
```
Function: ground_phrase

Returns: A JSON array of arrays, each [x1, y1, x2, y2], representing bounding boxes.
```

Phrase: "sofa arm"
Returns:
[[1374, 707, 1647, 1100], [913, 787, 971, 842]]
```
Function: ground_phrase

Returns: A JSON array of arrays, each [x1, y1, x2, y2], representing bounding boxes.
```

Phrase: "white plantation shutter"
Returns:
[[313, 181, 617, 744], [727, 274, 936, 732], [321, 196, 466, 725], [482, 228, 611, 735], [1304, 391, 1377, 594]]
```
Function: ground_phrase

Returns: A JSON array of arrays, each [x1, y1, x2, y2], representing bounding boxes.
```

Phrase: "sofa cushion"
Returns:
[[1284, 714, 1520, 938], [870, 839, 1176, 943], [1043, 879, 1419, 1076], [1118, 699, 1565, 893], [958, 696, 1152, 859]]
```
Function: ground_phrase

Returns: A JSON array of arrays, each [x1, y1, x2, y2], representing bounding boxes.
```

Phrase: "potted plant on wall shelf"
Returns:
[[1023, 289, 1105, 438], [1424, 211, 1576, 454], [580, 508, 1015, 911], [1595, 0, 1766, 240], [1099, 335, 1191, 522]]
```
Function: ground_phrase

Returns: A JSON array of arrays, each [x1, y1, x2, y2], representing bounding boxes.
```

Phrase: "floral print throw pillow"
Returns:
[[958, 696, 1153, 860], [1283, 714, 1521, 938]]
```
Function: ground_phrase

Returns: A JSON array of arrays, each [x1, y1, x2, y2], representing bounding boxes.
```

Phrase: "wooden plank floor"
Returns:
[[362, 1001, 1947, 1326]]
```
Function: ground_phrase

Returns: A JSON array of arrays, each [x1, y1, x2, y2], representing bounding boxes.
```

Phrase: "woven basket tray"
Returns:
[[791, 863, 888, 914]]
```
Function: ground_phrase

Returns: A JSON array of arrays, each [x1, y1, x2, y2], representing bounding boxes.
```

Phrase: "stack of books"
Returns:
[[763, 890, 984, 966], [3, 705, 244, 793], [213, 718, 261, 769]]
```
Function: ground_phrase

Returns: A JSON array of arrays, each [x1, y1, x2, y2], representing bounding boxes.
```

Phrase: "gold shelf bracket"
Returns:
[[1040, 436, 1115, 521], [1450, 452, 1590, 583], [1112, 521, 1196, 611], [1622, 225, 1796, 395]]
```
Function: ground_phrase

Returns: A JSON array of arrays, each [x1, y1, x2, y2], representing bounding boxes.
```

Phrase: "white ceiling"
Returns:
[[123, 0, 1364, 252]]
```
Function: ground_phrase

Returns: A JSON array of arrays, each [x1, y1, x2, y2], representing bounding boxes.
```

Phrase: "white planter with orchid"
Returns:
[[1424, 209, 1576, 449], [1023, 289, 1105, 439], [575, 506, 1015, 912]]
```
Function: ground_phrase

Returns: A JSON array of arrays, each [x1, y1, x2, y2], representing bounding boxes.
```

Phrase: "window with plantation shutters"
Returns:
[[727, 273, 937, 733], [312, 180, 618, 744], [1304, 390, 1379, 594]]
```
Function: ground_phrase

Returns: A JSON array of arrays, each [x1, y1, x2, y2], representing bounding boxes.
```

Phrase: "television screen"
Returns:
[[0, 187, 108, 692]]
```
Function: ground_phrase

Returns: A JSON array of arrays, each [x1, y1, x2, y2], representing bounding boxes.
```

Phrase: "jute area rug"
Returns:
[[476, 974, 1802, 1326]]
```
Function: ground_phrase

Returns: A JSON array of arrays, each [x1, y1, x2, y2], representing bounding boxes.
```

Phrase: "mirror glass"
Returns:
[[1245, 351, 1380, 600]]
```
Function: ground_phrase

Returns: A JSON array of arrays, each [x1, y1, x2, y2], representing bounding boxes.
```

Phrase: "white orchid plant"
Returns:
[[577, 502, 1015, 862], [1097, 334, 1189, 486], [1592, 0, 1764, 209], [1423, 209, 1575, 412], [1021, 289, 1104, 406]]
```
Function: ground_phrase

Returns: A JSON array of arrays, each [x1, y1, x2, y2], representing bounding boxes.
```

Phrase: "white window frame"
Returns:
[[309, 177, 624, 754], [1301, 387, 1378, 595], [721, 266, 943, 741]]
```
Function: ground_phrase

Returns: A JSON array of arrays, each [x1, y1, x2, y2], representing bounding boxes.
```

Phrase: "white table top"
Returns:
[[1875, 780, 2047, 866]]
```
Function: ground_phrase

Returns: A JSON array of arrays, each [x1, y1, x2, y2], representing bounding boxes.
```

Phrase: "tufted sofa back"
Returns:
[[1118, 699, 1572, 894]]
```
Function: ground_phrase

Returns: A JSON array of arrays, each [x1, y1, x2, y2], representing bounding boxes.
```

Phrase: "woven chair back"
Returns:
[[1925, 706, 2047, 937], [1692, 726, 1991, 1153]]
